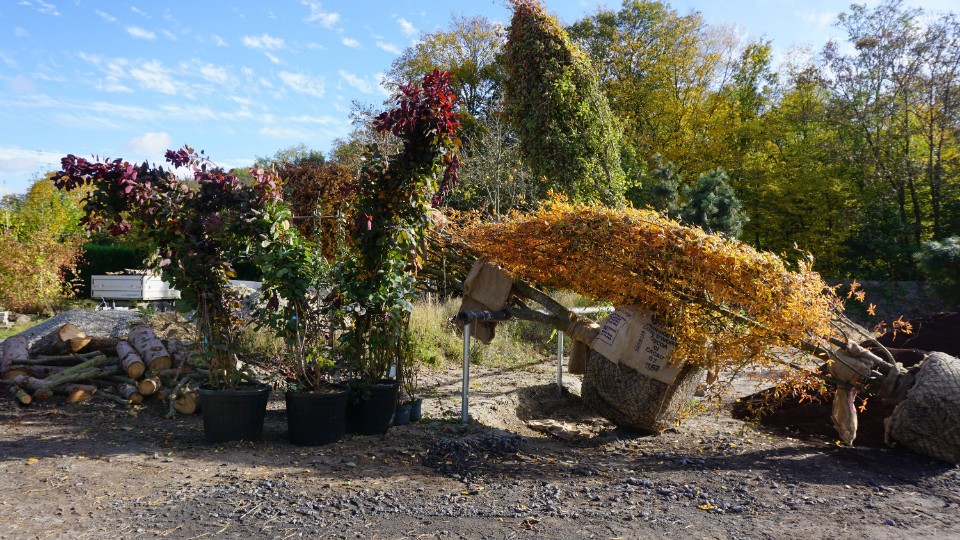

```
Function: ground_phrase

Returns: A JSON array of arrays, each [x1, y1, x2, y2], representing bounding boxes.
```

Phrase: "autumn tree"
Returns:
[[503, 0, 626, 205], [386, 15, 505, 137]]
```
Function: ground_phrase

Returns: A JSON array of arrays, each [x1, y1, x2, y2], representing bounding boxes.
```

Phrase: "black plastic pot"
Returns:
[[393, 403, 412, 426], [346, 379, 399, 435], [198, 383, 270, 443], [285, 384, 349, 446], [409, 398, 423, 422]]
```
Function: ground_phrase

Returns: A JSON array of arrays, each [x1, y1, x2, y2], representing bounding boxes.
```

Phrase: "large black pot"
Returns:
[[198, 383, 270, 443], [346, 379, 399, 435], [285, 384, 350, 446]]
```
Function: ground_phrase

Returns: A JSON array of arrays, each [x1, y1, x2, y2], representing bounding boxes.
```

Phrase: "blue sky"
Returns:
[[1, 0, 955, 195]]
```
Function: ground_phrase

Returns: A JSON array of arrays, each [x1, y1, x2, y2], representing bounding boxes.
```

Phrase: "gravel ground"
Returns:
[[10, 309, 143, 347], [1, 358, 958, 539]]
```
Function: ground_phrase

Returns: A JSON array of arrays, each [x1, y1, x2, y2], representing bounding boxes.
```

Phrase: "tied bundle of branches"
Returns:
[[430, 198, 863, 377]]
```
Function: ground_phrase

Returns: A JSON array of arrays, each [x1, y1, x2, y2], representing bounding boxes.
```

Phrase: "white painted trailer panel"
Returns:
[[91, 275, 181, 301]]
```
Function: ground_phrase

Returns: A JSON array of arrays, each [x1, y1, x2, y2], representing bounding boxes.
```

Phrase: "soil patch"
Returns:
[[2, 360, 958, 539]]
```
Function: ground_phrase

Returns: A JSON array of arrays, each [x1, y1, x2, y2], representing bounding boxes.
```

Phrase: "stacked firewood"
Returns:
[[1, 323, 203, 417]]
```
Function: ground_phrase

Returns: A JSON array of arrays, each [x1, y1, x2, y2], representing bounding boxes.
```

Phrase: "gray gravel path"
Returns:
[[10, 308, 143, 346]]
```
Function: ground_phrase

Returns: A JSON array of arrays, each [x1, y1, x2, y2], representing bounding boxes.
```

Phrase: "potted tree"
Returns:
[[255, 232, 351, 446], [335, 69, 461, 435], [54, 148, 293, 442]]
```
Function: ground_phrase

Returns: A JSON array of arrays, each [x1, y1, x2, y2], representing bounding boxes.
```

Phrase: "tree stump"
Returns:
[[581, 350, 704, 433]]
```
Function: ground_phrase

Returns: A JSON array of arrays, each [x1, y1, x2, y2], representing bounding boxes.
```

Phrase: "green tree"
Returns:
[[502, 0, 626, 205], [680, 168, 747, 238], [386, 15, 505, 137], [255, 143, 325, 169]]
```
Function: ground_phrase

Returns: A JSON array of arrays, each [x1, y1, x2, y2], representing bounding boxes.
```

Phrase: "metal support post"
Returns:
[[557, 330, 564, 394], [462, 322, 471, 423]]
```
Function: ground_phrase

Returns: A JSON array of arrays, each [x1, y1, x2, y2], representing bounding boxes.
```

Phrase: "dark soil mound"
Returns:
[[732, 348, 927, 448], [876, 312, 960, 356]]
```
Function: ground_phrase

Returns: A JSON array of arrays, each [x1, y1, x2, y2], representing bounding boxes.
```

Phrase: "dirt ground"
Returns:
[[1, 358, 958, 540]]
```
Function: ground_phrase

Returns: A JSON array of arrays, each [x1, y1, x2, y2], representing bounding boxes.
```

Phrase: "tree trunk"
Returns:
[[1, 335, 28, 375], [116, 341, 146, 379], [28, 323, 91, 356], [128, 325, 171, 372], [77, 336, 120, 356]]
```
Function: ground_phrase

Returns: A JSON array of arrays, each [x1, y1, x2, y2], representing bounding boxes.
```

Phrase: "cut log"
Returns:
[[56, 383, 97, 403], [8, 385, 31, 405], [28, 323, 91, 356], [128, 325, 172, 372], [77, 335, 120, 356], [1, 335, 28, 375], [3, 365, 67, 379], [117, 384, 143, 404], [137, 375, 162, 396], [173, 390, 199, 415], [116, 341, 146, 379]]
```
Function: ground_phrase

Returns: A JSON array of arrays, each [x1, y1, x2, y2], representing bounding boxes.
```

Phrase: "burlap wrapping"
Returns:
[[457, 258, 513, 345], [581, 350, 704, 432], [885, 352, 960, 464], [565, 312, 600, 375], [591, 307, 683, 384], [828, 346, 874, 445]]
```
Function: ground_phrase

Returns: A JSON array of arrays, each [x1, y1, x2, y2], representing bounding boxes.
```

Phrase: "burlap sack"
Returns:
[[581, 350, 704, 432], [456, 258, 514, 345], [885, 352, 960, 464], [591, 307, 684, 385]]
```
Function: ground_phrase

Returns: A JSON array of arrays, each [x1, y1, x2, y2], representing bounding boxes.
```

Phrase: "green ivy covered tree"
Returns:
[[502, 0, 625, 205]]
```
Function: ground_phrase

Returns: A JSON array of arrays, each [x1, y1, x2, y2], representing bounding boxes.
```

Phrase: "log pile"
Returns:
[[1, 323, 203, 417]]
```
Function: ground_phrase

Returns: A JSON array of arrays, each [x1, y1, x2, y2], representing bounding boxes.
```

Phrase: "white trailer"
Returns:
[[91, 274, 180, 310]]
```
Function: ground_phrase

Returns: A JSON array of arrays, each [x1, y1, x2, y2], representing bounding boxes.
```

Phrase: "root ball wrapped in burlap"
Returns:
[[884, 352, 960, 464], [581, 350, 704, 432]]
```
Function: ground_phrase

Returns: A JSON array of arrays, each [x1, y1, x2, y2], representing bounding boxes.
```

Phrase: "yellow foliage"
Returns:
[[451, 199, 839, 373]]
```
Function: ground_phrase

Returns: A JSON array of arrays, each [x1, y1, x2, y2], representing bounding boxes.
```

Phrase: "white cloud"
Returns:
[[396, 17, 417, 38], [198, 63, 229, 85], [259, 125, 314, 139], [131, 6, 148, 17], [306, 42, 325, 50], [213, 35, 227, 47], [301, 1, 340, 28], [242, 34, 285, 51], [126, 132, 172, 158], [0, 51, 17, 69], [376, 41, 401, 55], [279, 71, 325, 98], [8, 75, 36, 95], [800, 10, 837, 29], [78, 52, 132, 92], [20, 0, 59, 16], [129, 60, 182, 95], [161, 29, 177, 41], [265, 52, 282, 65], [95, 9, 117, 23], [14, 27, 29, 38], [338, 70, 375, 94], [341, 37, 360, 49], [0, 147, 65, 194], [127, 26, 157, 40], [258, 77, 274, 89]]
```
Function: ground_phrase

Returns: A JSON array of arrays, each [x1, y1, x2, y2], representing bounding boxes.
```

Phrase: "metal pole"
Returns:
[[462, 322, 471, 423], [557, 330, 564, 394]]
